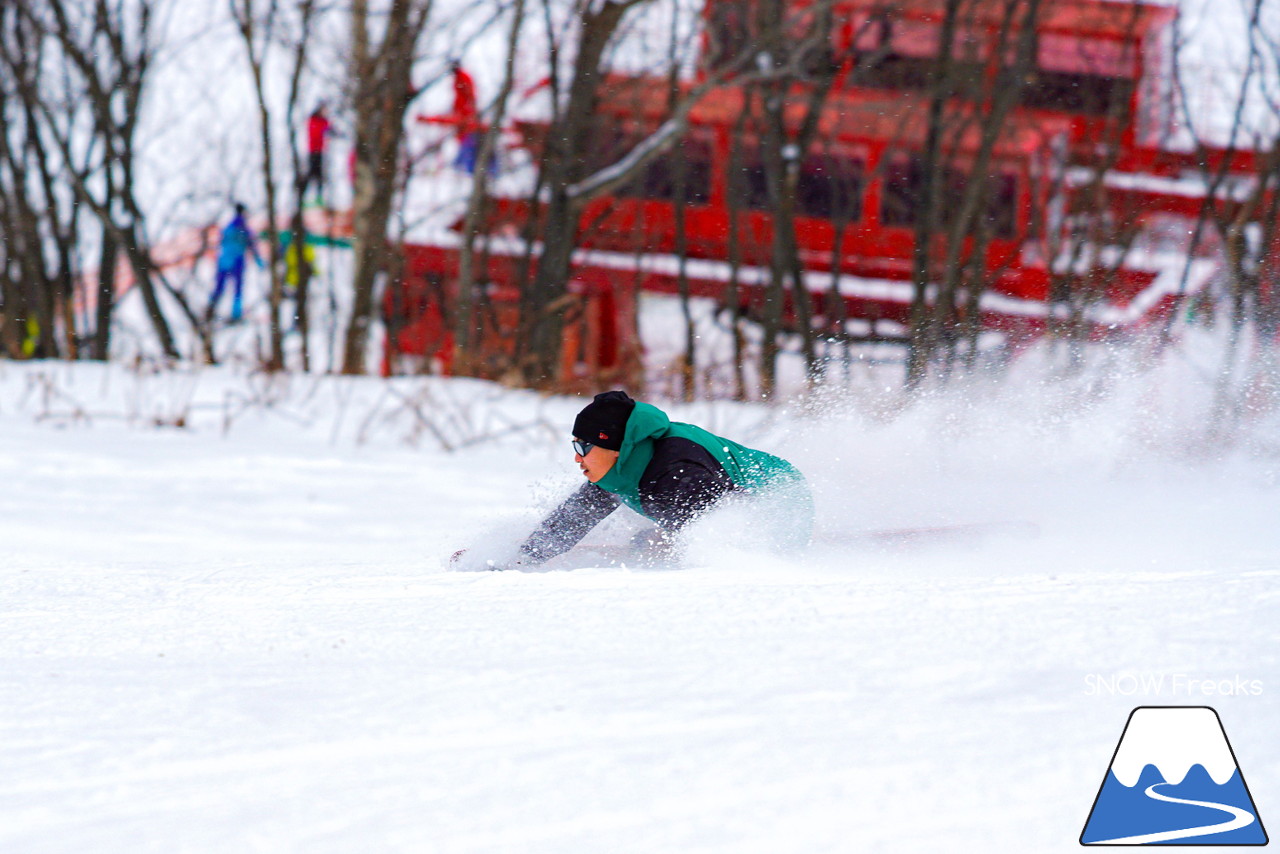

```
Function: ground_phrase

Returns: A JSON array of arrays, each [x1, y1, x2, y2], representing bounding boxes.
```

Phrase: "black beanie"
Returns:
[[572, 390, 635, 451]]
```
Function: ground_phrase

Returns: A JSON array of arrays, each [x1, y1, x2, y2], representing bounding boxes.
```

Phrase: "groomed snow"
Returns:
[[1, 349, 1277, 852]]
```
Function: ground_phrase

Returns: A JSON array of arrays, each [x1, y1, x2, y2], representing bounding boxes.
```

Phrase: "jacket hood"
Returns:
[[592, 402, 669, 499], [617, 403, 669, 457], [590, 400, 805, 519]]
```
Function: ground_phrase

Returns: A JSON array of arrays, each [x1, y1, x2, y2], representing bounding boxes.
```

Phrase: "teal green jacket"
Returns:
[[594, 402, 805, 519]]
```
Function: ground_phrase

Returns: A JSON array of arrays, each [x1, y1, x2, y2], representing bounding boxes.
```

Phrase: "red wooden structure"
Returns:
[[386, 0, 1257, 380], [386, 242, 633, 382]]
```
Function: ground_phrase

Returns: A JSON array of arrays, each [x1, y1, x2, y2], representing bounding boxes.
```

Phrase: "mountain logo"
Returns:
[[1081, 706, 1268, 845]]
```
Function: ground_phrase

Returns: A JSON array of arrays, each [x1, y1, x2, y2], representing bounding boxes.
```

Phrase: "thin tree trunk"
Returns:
[[725, 103, 751, 402], [905, 0, 963, 390], [343, 0, 432, 375], [233, 0, 286, 370], [93, 226, 118, 361], [455, 0, 526, 372]]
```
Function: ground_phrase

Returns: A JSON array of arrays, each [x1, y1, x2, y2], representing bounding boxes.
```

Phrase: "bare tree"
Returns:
[[934, 0, 1044, 379], [1032, 2, 1148, 375], [512, 0, 661, 388], [2, 0, 206, 362], [1, 1, 94, 360], [712, 0, 1046, 394], [0, 6, 56, 358], [743, 0, 844, 397], [722, 93, 753, 402], [283, 1, 319, 371], [231, 0, 287, 370], [342, 0, 434, 376], [453, 0, 528, 376], [503, 0, 776, 390], [227, 0, 321, 371], [882, 0, 1123, 389], [33, 0, 191, 361], [1171, 0, 1280, 438]]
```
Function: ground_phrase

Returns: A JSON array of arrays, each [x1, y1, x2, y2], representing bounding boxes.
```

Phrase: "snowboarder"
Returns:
[[502, 390, 813, 568], [207, 203, 263, 324]]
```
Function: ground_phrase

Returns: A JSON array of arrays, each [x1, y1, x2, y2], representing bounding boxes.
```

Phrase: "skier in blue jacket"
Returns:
[[207, 203, 263, 323]]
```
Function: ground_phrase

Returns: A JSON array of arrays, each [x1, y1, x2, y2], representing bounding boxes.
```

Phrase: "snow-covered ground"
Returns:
[[2, 338, 1278, 852]]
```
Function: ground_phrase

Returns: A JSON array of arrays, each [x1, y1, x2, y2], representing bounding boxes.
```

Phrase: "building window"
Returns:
[[850, 53, 989, 99], [797, 155, 864, 221], [985, 172, 1018, 239], [881, 156, 1018, 238], [1018, 69, 1134, 117], [881, 157, 923, 227], [729, 160, 772, 211], [583, 128, 712, 205], [729, 152, 865, 220], [615, 136, 713, 205]]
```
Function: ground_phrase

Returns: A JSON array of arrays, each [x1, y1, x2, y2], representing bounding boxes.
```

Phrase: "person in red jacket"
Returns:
[[299, 103, 333, 204], [451, 61, 477, 133], [450, 60, 488, 174]]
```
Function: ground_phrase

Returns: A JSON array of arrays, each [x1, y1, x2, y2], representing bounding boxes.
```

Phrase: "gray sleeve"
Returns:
[[518, 482, 621, 564]]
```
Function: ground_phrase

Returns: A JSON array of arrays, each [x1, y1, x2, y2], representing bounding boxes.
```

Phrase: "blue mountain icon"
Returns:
[[1081, 707, 1267, 845]]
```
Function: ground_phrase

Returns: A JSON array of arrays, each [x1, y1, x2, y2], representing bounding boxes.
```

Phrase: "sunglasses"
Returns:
[[571, 438, 595, 456]]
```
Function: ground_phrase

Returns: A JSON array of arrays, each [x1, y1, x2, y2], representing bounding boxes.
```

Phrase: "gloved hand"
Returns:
[[449, 547, 528, 572], [630, 527, 678, 561]]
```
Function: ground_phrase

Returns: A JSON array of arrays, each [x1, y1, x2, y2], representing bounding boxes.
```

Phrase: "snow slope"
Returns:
[[1, 351, 1277, 853]]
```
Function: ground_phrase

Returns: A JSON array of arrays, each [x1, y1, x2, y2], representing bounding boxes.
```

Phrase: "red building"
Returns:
[[387, 0, 1251, 381]]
